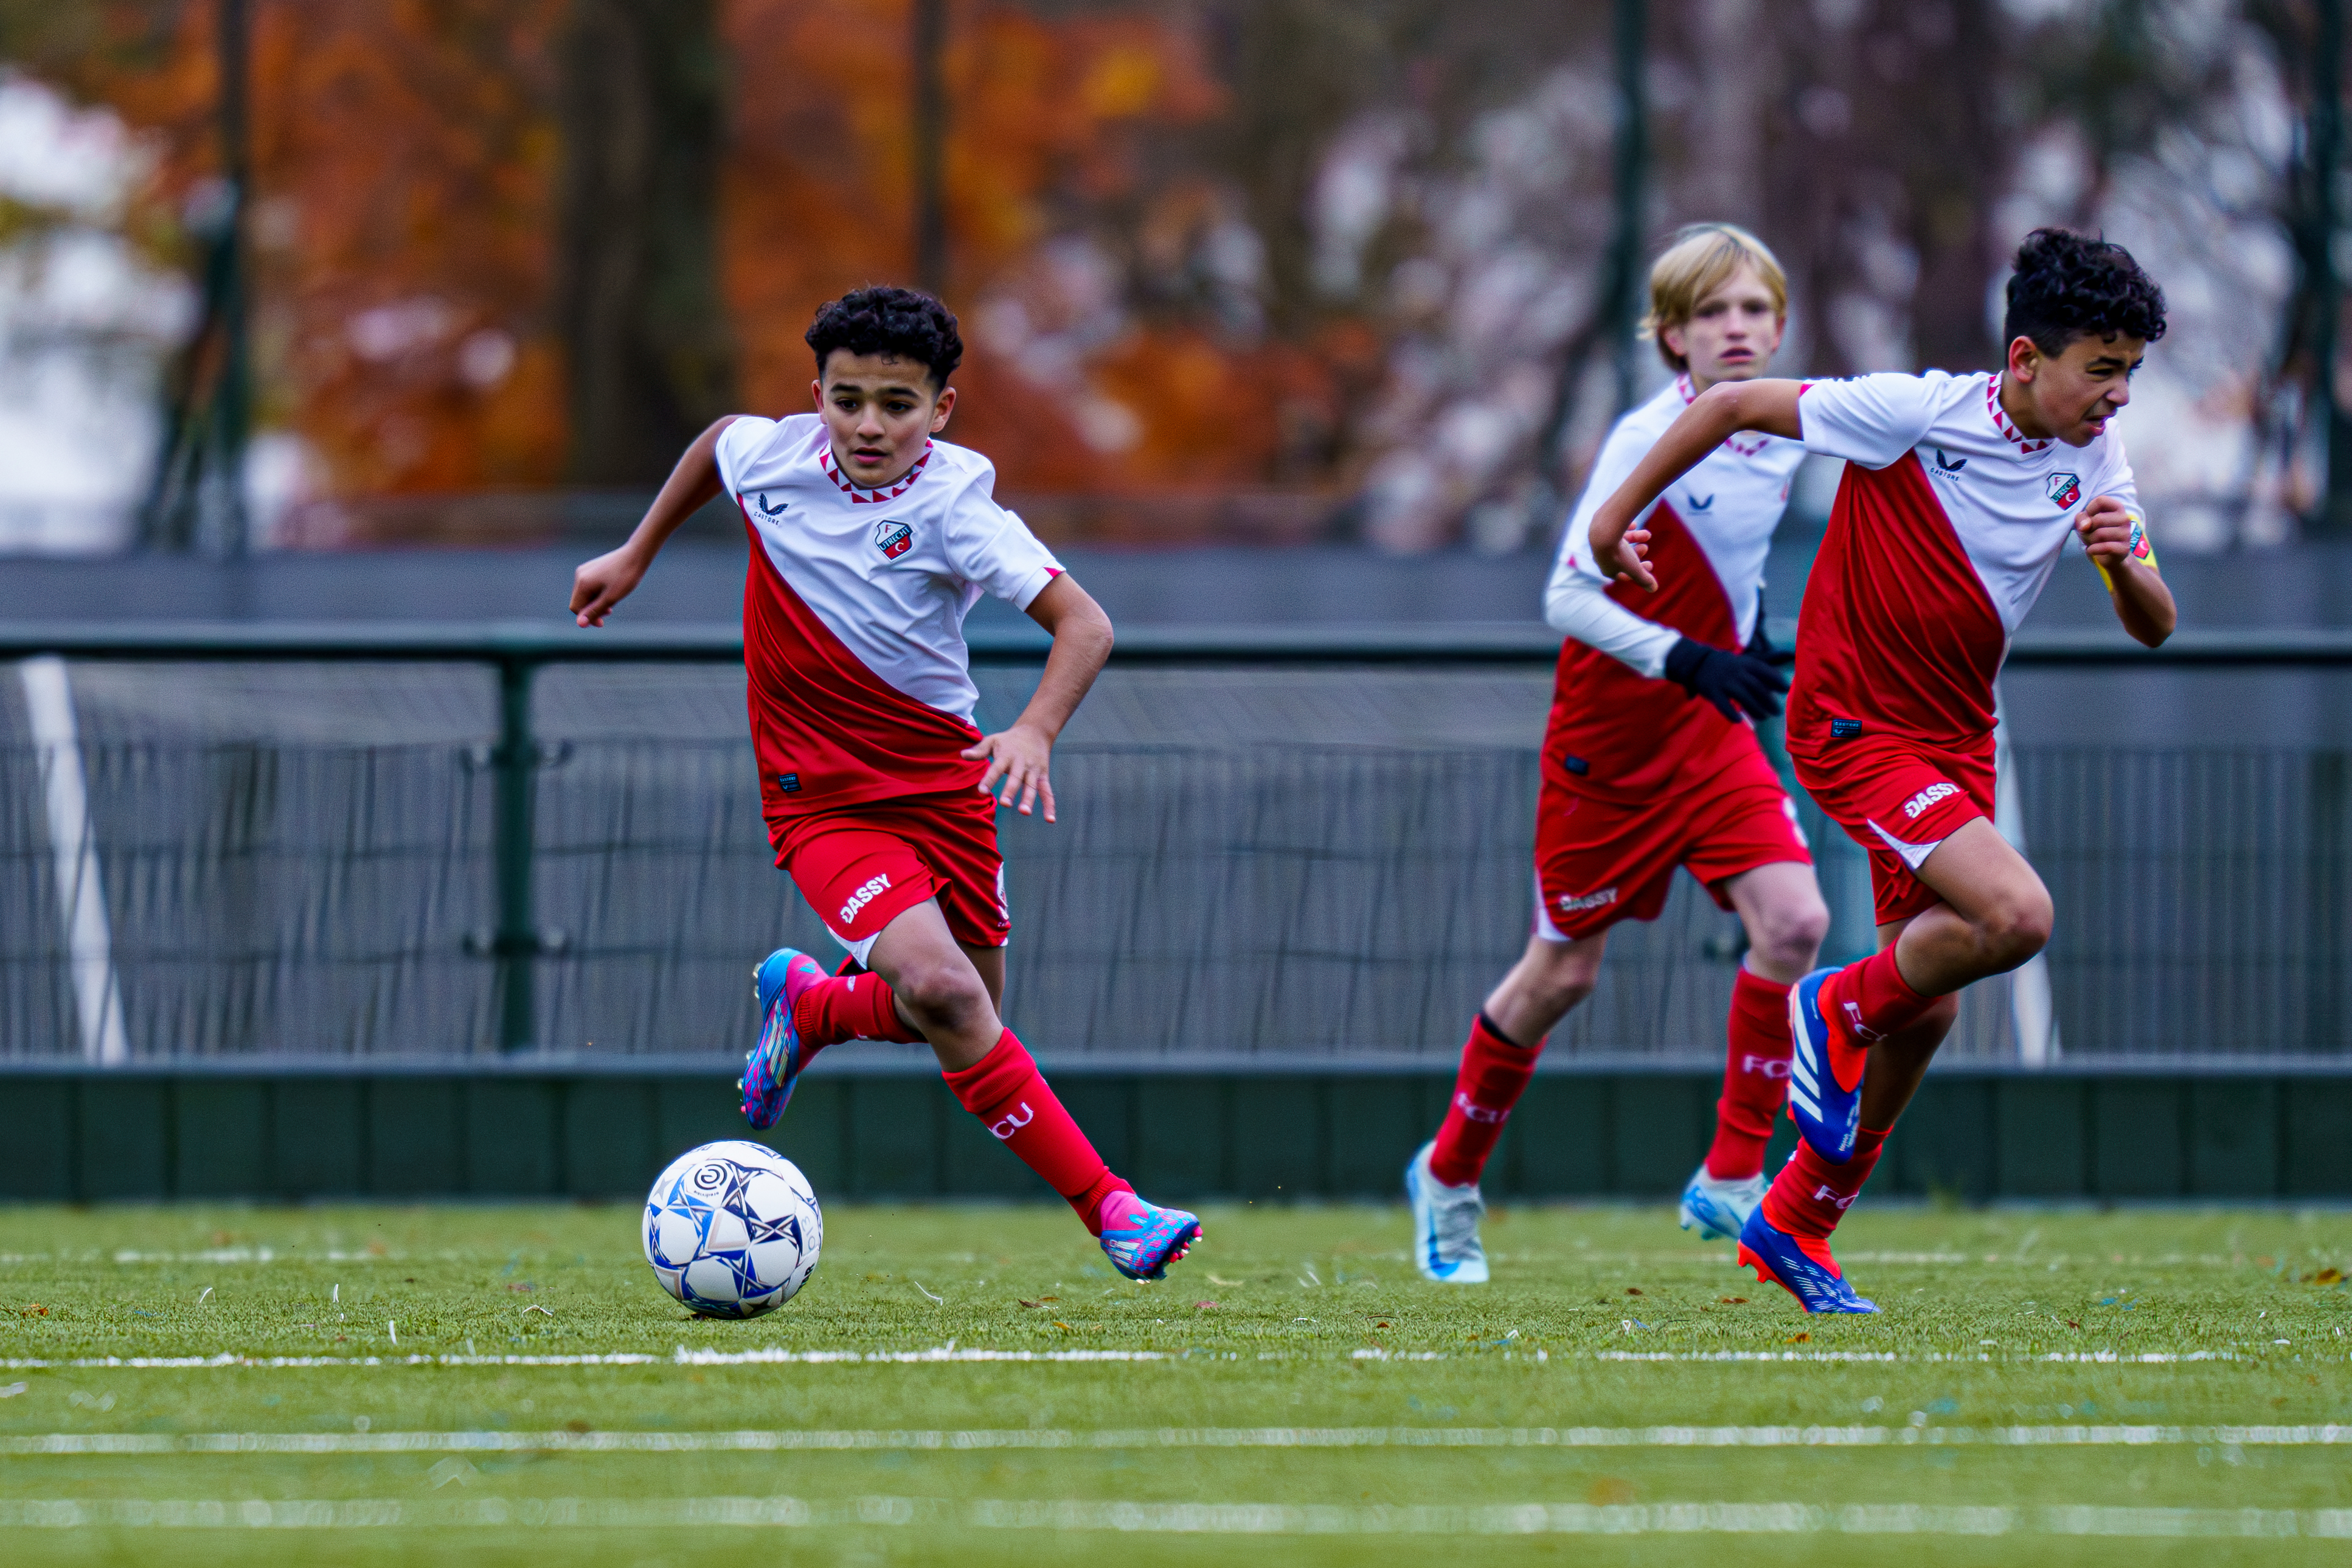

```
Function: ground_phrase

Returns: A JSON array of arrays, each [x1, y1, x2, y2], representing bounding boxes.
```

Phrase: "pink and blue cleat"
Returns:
[[1736, 1204, 1877, 1314], [1097, 1190, 1201, 1280], [738, 948, 827, 1129]]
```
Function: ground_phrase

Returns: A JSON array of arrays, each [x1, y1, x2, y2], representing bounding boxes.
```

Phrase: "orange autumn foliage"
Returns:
[[40, 0, 1370, 506]]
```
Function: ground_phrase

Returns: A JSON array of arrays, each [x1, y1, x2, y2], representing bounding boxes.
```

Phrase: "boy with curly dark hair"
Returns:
[[1584, 229, 2175, 1313], [571, 285, 1201, 1282]]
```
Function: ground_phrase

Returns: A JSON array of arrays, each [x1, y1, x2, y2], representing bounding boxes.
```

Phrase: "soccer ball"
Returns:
[[642, 1140, 822, 1318]]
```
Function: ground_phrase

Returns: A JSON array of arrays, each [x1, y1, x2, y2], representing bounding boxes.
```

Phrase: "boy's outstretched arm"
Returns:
[[1586, 378, 1806, 591], [962, 574, 1113, 824], [571, 416, 740, 626], [2078, 496, 2175, 647]]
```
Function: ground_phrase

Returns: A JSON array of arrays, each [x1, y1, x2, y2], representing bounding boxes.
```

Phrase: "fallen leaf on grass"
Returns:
[[19, 1305, 46, 1317], [1051, 1320, 1075, 1333], [1785, 1331, 1811, 1344], [564, 1419, 591, 1434], [1374, 1321, 1390, 1329], [504, 1283, 535, 1293], [1017, 1296, 1061, 1309], [1624, 1287, 1643, 1297], [1194, 1301, 1219, 1311], [2065, 1319, 2082, 1330], [1718, 1297, 1746, 1305], [524, 1305, 554, 1317], [2312, 1267, 2345, 1286]]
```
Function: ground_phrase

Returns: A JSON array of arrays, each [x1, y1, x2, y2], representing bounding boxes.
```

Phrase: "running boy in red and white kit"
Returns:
[[1587, 231, 2174, 1311], [1406, 226, 1830, 1282], [571, 287, 1201, 1282]]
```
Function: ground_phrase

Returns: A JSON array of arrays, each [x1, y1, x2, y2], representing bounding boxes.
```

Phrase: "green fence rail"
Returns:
[[2, 620, 2342, 1058]]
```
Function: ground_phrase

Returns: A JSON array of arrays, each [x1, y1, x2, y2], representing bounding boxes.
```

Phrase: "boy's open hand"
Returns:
[[571, 546, 647, 627], [2075, 495, 2142, 567], [1606, 522, 1657, 591], [963, 721, 1058, 823]]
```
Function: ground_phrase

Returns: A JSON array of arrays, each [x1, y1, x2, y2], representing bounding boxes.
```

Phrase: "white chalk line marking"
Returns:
[[6, 1424, 2348, 1457], [0, 1496, 2347, 1536], [2, 1343, 2317, 1373]]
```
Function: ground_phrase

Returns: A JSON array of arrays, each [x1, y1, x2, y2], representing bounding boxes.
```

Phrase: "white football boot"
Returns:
[[1405, 1142, 1489, 1283], [1678, 1162, 1769, 1243]]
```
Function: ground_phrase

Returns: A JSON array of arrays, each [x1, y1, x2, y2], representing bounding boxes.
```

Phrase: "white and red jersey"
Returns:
[[1789, 370, 2142, 757], [1544, 375, 1806, 802], [715, 414, 1064, 834]]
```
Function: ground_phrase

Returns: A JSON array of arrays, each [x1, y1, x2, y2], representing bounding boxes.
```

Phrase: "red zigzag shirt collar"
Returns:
[[819, 440, 935, 504]]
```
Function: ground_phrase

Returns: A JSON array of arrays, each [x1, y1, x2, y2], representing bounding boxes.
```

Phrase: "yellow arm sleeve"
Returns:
[[2092, 511, 2159, 592]]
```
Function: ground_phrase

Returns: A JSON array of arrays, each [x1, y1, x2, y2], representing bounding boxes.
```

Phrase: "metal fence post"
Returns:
[[2311, 750, 2347, 1050], [494, 654, 538, 1052]]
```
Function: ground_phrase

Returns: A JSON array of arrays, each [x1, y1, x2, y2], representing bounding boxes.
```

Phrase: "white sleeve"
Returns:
[[1540, 415, 1680, 678], [1544, 568, 1681, 678], [712, 416, 777, 500], [942, 466, 1066, 609], [1796, 373, 1943, 470]]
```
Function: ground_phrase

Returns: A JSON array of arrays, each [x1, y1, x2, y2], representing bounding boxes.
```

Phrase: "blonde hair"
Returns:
[[1640, 223, 1788, 371]]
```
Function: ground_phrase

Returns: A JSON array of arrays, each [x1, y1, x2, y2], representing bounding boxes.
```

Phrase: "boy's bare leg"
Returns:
[[1892, 817, 2053, 994], [1480, 929, 1608, 1047], [863, 900, 1001, 1070], [1722, 860, 1830, 982]]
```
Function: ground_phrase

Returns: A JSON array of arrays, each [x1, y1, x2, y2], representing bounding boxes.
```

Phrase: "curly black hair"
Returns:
[[2002, 229, 2166, 357], [805, 286, 963, 389]]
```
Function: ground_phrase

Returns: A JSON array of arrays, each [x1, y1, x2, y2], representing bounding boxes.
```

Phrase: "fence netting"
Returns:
[[3, 658, 2340, 1063]]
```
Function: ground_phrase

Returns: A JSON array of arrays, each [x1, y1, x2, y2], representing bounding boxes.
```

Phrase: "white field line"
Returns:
[[6, 1424, 2349, 1457], [0, 1496, 2347, 1536], [2, 1344, 2315, 1373]]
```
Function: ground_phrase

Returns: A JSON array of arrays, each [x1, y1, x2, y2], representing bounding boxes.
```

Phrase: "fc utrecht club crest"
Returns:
[[2045, 471, 2082, 510], [873, 520, 914, 560]]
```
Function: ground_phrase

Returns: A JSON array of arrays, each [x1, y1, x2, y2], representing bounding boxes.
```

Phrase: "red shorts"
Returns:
[[773, 789, 1010, 962], [1790, 735, 1995, 926], [1533, 741, 1811, 942]]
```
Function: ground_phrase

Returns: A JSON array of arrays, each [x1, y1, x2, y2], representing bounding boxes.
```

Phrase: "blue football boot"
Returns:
[[1736, 1203, 1878, 1314], [1787, 966, 1864, 1162], [1097, 1191, 1201, 1281], [1405, 1142, 1489, 1283], [738, 948, 825, 1129], [1678, 1164, 1768, 1243]]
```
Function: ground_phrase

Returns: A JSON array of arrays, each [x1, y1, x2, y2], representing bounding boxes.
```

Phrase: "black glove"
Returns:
[[1663, 636, 1789, 722]]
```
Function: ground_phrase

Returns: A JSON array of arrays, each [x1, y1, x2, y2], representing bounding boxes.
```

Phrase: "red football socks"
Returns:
[[943, 1032, 1120, 1232], [1428, 1013, 1542, 1187], [793, 973, 924, 1053], [1760, 1123, 1891, 1240], [1820, 948, 1934, 1091], [1704, 968, 1793, 1181]]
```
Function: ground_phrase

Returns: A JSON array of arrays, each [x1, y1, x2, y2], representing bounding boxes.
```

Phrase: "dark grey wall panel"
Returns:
[[2, 1066, 2347, 1202]]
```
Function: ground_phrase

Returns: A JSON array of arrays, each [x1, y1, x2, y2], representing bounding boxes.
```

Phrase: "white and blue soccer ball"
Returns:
[[642, 1140, 822, 1318]]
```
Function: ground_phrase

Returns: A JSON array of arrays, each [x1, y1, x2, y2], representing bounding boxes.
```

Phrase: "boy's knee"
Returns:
[[1750, 898, 1830, 973], [1528, 949, 1602, 1015], [893, 962, 991, 1026], [1979, 887, 2053, 969]]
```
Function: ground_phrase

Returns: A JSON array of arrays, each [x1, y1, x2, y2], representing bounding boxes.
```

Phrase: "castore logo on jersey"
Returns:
[[2046, 471, 2082, 509], [874, 520, 914, 559], [1932, 448, 1968, 475]]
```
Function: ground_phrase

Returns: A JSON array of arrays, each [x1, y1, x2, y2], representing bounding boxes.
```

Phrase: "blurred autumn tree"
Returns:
[[0, 0, 2330, 548], [0, 0, 571, 497]]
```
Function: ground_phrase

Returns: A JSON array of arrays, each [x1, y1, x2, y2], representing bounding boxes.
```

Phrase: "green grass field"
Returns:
[[1, 1199, 2347, 1566]]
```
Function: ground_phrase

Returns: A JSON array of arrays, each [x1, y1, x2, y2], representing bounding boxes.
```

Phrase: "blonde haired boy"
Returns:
[[1406, 224, 1831, 1282]]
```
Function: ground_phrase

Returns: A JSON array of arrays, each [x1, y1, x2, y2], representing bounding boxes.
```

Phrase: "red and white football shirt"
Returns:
[[1545, 375, 1807, 802], [714, 415, 1064, 838], [1789, 370, 2140, 757]]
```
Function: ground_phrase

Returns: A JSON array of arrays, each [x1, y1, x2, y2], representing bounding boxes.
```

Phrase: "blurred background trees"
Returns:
[[0, 0, 2339, 552]]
